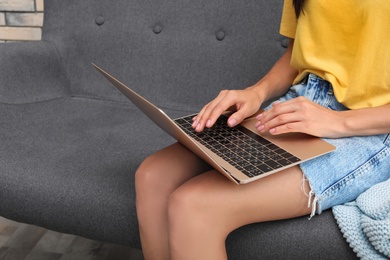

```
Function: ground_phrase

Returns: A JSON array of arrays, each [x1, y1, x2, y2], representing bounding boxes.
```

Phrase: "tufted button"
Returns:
[[281, 38, 289, 48], [153, 24, 163, 34], [95, 16, 105, 26], [216, 30, 225, 41]]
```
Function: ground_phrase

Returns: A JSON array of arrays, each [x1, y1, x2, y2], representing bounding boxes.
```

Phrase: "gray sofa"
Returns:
[[0, 0, 358, 259]]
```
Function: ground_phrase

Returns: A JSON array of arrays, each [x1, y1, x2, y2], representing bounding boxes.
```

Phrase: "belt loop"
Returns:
[[301, 74, 309, 85], [327, 85, 334, 95]]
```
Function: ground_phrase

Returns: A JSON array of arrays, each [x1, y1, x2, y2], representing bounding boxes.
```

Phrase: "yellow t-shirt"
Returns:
[[280, 0, 390, 109]]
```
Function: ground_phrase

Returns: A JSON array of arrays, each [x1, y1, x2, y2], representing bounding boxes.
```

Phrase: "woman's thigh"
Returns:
[[169, 165, 312, 236]]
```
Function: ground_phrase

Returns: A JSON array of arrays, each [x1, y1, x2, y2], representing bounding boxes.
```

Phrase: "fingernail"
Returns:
[[228, 118, 237, 127], [206, 119, 212, 128], [192, 119, 198, 128], [256, 113, 263, 120], [257, 125, 265, 132], [196, 123, 202, 132], [270, 128, 276, 134]]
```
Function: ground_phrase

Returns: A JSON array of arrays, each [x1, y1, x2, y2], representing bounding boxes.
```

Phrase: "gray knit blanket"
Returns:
[[332, 178, 390, 259]]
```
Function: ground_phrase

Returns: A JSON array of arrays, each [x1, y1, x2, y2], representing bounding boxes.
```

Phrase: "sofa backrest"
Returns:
[[43, 0, 285, 112]]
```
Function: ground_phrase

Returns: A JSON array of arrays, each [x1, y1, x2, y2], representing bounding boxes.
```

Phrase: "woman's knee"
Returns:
[[167, 178, 230, 257], [167, 178, 221, 233], [167, 184, 206, 249], [135, 154, 162, 194]]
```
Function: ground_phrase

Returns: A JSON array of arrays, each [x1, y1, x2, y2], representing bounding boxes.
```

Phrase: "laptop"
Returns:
[[93, 64, 335, 185]]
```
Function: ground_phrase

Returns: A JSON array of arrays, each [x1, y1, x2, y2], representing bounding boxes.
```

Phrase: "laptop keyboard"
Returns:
[[174, 115, 301, 178]]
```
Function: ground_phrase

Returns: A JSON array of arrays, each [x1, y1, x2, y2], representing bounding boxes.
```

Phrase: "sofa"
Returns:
[[0, 0, 358, 259]]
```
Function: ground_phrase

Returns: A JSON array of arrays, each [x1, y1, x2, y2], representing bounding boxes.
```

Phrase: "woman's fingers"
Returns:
[[255, 96, 342, 137], [192, 90, 230, 132], [193, 89, 262, 132]]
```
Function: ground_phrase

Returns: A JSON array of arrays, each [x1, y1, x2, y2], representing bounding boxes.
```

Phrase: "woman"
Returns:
[[135, 0, 390, 259]]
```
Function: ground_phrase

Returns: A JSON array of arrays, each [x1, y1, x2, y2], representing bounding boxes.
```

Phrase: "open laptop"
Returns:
[[93, 64, 335, 185]]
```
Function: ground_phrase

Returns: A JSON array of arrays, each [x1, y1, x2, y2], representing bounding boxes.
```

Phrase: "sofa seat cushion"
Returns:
[[226, 210, 357, 259], [0, 96, 178, 247]]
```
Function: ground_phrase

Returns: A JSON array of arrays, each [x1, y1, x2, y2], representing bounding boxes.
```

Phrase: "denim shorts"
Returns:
[[264, 74, 390, 217]]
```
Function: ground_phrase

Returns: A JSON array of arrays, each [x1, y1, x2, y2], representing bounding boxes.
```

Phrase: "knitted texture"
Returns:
[[333, 178, 390, 259]]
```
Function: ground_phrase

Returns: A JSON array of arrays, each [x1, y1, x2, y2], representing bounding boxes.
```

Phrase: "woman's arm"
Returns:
[[192, 39, 298, 132], [247, 39, 298, 105], [340, 105, 390, 136]]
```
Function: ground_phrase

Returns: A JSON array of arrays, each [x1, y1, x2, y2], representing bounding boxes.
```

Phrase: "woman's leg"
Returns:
[[135, 143, 212, 260], [167, 166, 312, 260]]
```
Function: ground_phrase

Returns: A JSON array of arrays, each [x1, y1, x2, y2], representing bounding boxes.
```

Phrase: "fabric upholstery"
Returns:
[[43, 0, 285, 110], [0, 0, 358, 258], [0, 42, 69, 104]]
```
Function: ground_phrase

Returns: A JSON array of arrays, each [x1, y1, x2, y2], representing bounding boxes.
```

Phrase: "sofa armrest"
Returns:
[[0, 41, 69, 104]]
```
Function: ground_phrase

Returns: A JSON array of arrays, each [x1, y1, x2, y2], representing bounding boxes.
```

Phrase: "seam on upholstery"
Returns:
[[45, 39, 73, 97], [71, 95, 198, 114], [0, 94, 197, 115], [0, 96, 125, 106], [0, 95, 138, 106], [0, 96, 67, 106]]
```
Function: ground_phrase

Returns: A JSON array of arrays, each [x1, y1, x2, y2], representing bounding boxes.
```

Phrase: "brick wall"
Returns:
[[0, 0, 44, 42]]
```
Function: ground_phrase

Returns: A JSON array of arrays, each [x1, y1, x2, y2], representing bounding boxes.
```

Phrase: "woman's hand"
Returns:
[[255, 96, 346, 138], [192, 88, 264, 132]]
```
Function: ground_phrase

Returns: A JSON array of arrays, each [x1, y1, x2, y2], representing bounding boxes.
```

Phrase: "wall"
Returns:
[[0, 0, 44, 42]]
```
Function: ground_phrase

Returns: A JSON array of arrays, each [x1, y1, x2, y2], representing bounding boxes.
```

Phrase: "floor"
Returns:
[[0, 217, 144, 260]]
